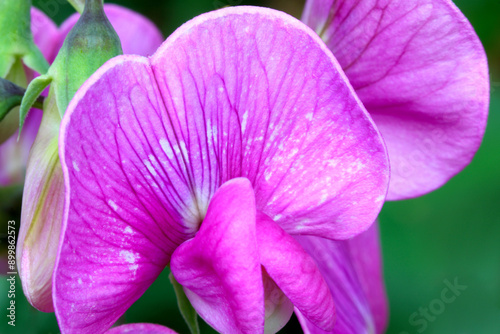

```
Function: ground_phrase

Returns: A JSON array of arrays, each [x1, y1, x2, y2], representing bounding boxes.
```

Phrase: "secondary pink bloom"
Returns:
[[15, 5, 163, 313], [53, 6, 389, 334], [299, 1, 489, 333], [295, 224, 387, 334], [302, 0, 489, 200]]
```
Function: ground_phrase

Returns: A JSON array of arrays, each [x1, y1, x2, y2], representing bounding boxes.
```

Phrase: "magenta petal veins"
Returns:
[[302, 0, 489, 199], [148, 7, 389, 239]]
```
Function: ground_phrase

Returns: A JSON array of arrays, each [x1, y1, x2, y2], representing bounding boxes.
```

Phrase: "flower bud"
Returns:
[[19, 0, 123, 134], [49, 0, 123, 116]]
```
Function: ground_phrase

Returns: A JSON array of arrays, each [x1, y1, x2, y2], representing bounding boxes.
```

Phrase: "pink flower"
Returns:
[[53, 6, 390, 334]]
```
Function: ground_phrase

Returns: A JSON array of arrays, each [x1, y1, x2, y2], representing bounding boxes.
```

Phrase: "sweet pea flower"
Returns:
[[297, 0, 489, 333], [53, 6, 389, 334], [14, 4, 163, 312], [0, 4, 163, 187]]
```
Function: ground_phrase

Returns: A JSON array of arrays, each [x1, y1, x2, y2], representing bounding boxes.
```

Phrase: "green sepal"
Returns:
[[67, 0, 85, 13], [0, 78, 43, 122], [19, 74, 52, 137], [169, 272, 200, 334]]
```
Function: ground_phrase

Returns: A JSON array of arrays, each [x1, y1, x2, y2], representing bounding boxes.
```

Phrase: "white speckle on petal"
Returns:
[[120, 250, 137, 264], [72, 161, 80, 172], [144, 159, 157, 176], [274, 214, 282, 221], [241, 110, 249, 133], [319, 192, 328, 204], [77, 278, 82, 285], [305, 113, 313, 121], [108, 200, 118, 211], [376, 195, 385, 202], [124, 226, 133, 234], [160, 138, 174, 159], [173, 144, 180, 155], [120, 250, 139, 275]]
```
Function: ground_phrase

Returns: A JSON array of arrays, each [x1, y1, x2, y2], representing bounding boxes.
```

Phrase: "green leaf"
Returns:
[[19, 74, 52, 137], [169, 273, 200, 334]]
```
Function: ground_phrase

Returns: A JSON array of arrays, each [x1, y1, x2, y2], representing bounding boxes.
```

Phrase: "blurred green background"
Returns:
[[0, 0, 499, 333]]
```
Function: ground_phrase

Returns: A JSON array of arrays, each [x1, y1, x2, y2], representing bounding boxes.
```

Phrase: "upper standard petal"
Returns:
[[150, 6, 389, 239]]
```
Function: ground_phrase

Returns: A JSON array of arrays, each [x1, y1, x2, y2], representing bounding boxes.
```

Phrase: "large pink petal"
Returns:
[[170, 178, 264, 334], [302, 0, 489, 200], [295, 223, 387, 334], [106, 323, 178, 334], [54, 56, 190, 334], [257, 213, 335, 331], [58, 4, 163, 57], [150, 6, 389, 239]]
